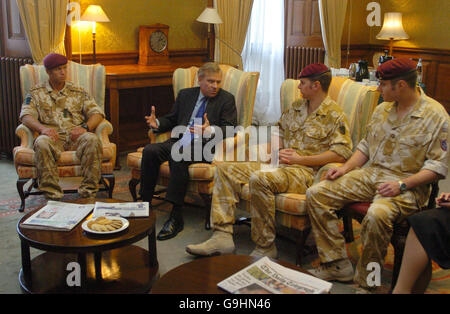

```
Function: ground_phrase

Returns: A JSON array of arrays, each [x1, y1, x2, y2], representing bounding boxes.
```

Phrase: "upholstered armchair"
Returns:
[[236, 77, 381, 265], [14, 61, 116, 212], [126, 65, 259, 228]]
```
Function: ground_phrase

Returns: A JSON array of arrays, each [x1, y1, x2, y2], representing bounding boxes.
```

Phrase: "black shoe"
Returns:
[[157, 215, 184, 241]]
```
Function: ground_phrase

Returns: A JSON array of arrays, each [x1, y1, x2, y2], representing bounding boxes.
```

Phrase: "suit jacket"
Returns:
[[156, 87, 237, 142]]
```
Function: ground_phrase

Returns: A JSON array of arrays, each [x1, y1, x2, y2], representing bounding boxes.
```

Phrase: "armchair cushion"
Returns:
[[126, 151, 216, 181], [15, 163, 114, 179]]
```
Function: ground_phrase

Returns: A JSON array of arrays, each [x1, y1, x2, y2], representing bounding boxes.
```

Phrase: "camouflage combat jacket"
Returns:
[[277, 96, 353, 170], [19, 81, 104, 143], [357, 88, 449, 177]]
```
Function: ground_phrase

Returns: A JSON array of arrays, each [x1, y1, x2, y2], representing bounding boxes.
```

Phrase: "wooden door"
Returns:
[[285, 0, 323, 47], [0, 0, 31, 57]]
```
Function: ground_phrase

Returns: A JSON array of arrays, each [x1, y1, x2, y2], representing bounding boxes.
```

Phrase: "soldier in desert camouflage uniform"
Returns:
[[306, 58, 449, 291], [19, 53, 104, 200], [186, 63, 353, 258]]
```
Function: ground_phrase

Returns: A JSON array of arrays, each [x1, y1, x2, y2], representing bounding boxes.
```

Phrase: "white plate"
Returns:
[[82, 217, 129, 235]]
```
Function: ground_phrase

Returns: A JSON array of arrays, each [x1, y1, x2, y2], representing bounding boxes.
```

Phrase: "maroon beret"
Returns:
[[299, 63, 330, 79], [376, 57, 417, 80], [43, 53, 68, 70]]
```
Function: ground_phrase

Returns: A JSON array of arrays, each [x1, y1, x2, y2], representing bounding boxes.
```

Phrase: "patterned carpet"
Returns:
[[1, 171, 448, 294]]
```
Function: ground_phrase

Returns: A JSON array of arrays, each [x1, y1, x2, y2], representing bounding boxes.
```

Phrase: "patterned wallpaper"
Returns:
[[70, 0, 208, 53]]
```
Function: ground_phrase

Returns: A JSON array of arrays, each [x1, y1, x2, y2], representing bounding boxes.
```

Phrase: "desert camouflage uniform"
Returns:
[[211, 96, 353, 248], [306, 89, 449, 288], [19, 81, 104, 199]]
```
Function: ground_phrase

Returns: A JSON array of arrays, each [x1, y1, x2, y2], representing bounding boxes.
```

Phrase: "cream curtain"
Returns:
[[318, 0, 348, 68], [16, 0, 68, 64], [214, 0, 254, 69], [242, 0, 284, 125]]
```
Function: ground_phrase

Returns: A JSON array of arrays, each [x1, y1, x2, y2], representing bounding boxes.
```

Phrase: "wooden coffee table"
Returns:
[[151, 254, 310, 294], [17, 198, 158, 294]]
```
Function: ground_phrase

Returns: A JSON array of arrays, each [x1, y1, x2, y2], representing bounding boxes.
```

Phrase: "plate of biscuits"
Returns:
[[82, 216, 129, 234]]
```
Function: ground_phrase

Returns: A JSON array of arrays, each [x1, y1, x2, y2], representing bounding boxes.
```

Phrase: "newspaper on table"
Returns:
[[93, 201, 149, 218], [217, 257, 332, 294], [21, 201, 93, 231]]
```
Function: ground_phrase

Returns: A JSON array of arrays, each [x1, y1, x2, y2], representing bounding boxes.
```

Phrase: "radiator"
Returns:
[[0, 57, 33, 157], [285, 46, 325, 79]]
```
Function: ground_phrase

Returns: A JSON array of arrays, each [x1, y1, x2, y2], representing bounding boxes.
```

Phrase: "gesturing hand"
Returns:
[[144, 106, 158, 129], [190, 113, 212, 136]]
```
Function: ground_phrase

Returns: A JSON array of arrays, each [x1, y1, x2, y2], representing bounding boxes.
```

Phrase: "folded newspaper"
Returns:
[[217, 257, 332, 294], [21, 201, 93, 231], [93, 202, 149, 218]]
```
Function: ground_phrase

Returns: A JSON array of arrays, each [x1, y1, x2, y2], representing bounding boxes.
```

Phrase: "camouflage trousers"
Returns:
[[33, 132, 103, 200], [211, 161, 314, 248], [306, 166, 430, 288]]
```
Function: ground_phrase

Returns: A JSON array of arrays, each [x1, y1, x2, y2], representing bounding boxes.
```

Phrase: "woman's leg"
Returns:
[[392, 228, 432, 294]]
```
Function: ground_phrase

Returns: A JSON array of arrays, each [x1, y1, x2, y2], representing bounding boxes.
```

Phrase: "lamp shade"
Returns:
[[80, 5, 110, 22], [196, 8, 223, 24], [376, 12, 409, 40]]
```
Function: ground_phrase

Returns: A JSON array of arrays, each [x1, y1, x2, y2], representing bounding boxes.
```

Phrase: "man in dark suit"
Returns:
[[141, 62, 237, 240]]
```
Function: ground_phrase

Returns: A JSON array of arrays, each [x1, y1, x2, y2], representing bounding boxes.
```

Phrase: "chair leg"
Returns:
[[199, 193, 212, 230], [102, 174, 115, 198], [295, 227, 311, 266], [128, 178, 140, 202], [342, 215, 354, 243], [17, 178, 30, 212]]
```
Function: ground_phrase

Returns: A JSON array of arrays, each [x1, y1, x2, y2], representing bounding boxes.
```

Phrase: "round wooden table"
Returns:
[[17, 198, 158, 294], [151, 255, 309, 294]]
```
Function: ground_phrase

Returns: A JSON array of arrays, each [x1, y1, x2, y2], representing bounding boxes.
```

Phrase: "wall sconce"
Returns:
[[80, 5, 110, 63], [376, 12, 409, 56]]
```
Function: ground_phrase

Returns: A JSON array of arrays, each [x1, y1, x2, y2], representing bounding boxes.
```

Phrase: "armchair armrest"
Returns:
[[94, 119, 117, 166], [94, 119, 113, 145], [15, 124, 37, 149]]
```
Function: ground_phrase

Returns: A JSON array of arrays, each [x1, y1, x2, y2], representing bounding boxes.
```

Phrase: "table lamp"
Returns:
[[80, 5, 110, 64], [196, 7, 223, 61], [376, 12, 409, 56]]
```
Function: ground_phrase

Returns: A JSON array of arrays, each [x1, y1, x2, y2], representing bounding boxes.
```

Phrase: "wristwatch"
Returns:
[[398, 180, 407, 193], [81, 122, 89, 132]]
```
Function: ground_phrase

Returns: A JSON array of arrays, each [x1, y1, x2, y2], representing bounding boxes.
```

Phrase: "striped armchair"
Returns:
[[13, 61, 116, 212], [126, 65, 259, 228], [237, 77, 380, 265]]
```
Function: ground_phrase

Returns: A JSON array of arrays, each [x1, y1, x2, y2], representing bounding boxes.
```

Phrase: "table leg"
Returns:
[[109, 87, 121, 170], [20, 241, 32, 287], [148, 227, 158, 268], [94, 252, 102, 281]]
